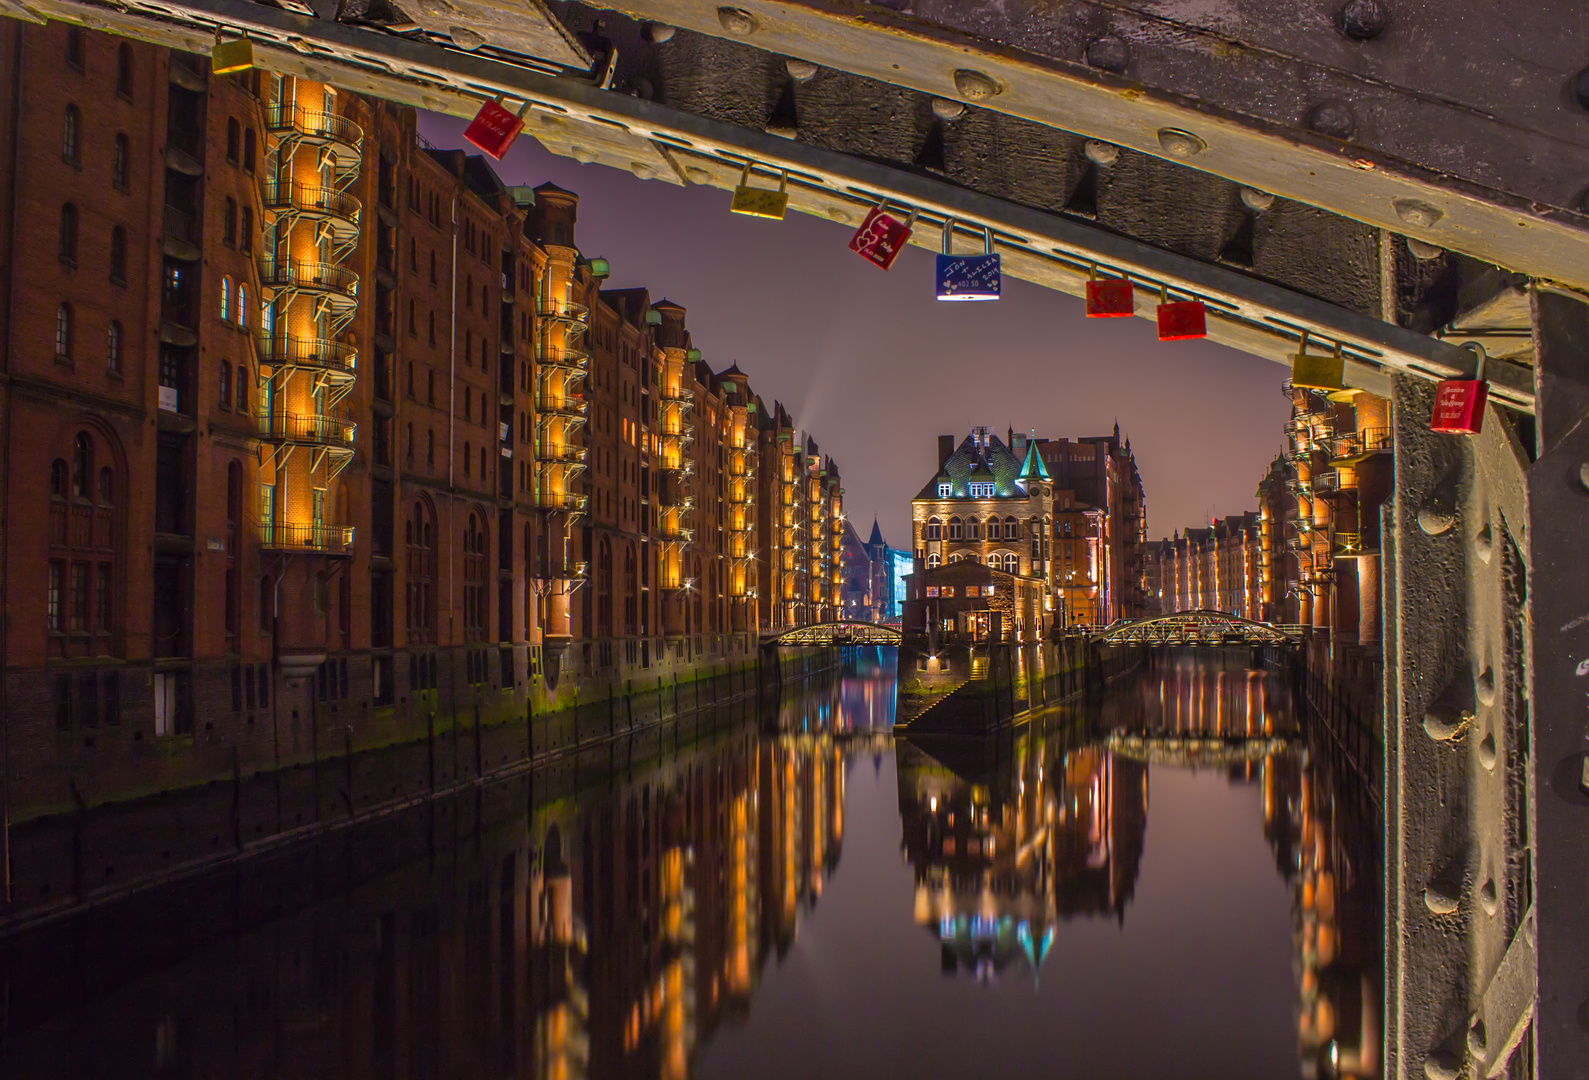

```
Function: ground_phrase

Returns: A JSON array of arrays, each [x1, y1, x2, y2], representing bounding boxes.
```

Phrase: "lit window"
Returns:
[[106, 321, 121, 373], [220, 276, 231, 321], [937, 482, 950, 497], [925, 586, 939, 597]]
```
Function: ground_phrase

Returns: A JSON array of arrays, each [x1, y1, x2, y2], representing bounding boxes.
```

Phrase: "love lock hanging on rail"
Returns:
[[1085, 264, 1134, 317], [1156, 286, 1207, 340], [848, 201, 917, 270], [464, 98, 529, 160], [1291, 333, 1346, 391], [936, 221, 1001, 301], [211, 36, 255, 74], [1430, 343, 1489, 434], [730, 165, 789, 219]]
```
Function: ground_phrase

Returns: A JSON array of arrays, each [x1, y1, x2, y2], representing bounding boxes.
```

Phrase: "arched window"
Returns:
[[65, 25, 84, 69], [429, 251, 436, 284], [948, 553, 964, 563], [926, 553, 941, 568], [463, 513, 486, 639], [238, 284, 248, 328], [967, 517, 980, 540], [112, 134, 128, 189], [597, 537, 612, 637], [925, 517, 940, 541], [58, 203, 77, 262], [463, 441, 472, 478], [1004, 515, 1019, 539], [62, 105, 79, 162], [55, 303, 72, 358], [406, 500, 435, 640], [226, 117, 240, 164], [235, 361, 248, 412], [106, 321, 121, 374], [479, 445, 486, 479], [220, 276, 231, 321], [110, 226, 127, 282], [427, 310, 435, 345], [408, 299, 416, 335], [947, 516, 962, 540], [49, 430, 118, 655], [624, 543, 638, 635], [1004, 553, 1020, 573], [242, 128, 256, 173], [117, 43, 133, 98], [225, 461, 241, 637], [987, 554, 1001, 568], [219, 361, 232, 408]]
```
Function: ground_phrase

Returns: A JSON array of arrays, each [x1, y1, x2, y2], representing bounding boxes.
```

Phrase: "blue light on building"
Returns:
[[888, 549, 912, 620]]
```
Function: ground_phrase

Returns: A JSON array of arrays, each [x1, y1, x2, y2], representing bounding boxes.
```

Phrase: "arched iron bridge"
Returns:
[[1106, 730, 1304, 769], [764, 621, 903, 647], [1093, 611, 1301, 648]]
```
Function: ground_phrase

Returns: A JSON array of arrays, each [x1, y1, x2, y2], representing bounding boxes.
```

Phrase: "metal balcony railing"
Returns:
[[537, 395, 587, 419], [256, 334, 356, 374], [257, 258, 358, 303], [537, 299, 589, 324], [258, 411, 356, 445], [1314, 471, 1360, 495], [538, 444, 586, 466], [535, 492, 587, 514], [260, 521, 354, 553], [260, 180, 361, 229], [537, 346, 590, 372], [265, 104, 363, 154]]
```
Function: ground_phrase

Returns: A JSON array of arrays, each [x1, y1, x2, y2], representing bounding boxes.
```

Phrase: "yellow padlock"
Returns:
[[729, 165, 789, 220], [211, 38, 255, 75], [1292, 337, 1345, 391]]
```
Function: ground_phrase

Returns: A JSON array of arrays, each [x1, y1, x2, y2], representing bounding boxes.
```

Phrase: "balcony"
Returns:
[[265, 104, 363, 165], [537, 346, 590, 373], [539, 443, 587, 466], [258, 411, 356, 446], [537, 299, 589, 324], [161, 204, 201, 261], [1313, 471, 1359, 496], [257, 257, 358, 309], [538, 395, 587, 420], [260, 521, 354, 554], [256, 334, 356, 376], [536, 492, 587, 514], [1332, 426, 1393, 462], [260, 180, 361, 236]]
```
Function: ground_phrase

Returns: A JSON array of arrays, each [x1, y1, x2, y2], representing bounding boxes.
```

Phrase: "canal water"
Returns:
[[0, 651, 1380, 1080]]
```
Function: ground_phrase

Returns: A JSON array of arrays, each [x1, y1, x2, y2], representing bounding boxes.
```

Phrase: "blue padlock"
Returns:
[[936, 220, 1001, 302]]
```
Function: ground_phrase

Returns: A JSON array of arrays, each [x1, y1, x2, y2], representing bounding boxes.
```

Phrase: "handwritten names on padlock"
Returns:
[[848, 207, 913, 270], [1430, 379, 1488, 435], [936, 253, 1001, 302], [1086, 278, 1134, 318], [464, 99, 524, 160], [1156, 299, 1207, 340]]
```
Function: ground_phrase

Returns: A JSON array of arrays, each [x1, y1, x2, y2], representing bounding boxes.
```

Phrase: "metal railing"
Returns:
[[535, 492, 587, 514], [537, 299, 589, 324], [255, 334, 356, 373], [265, 104, 364, 152], [256, 257, 358, 300], [257, 411, 356, 445], [260, 180, 361, 226], [260, 521, 354, 553]]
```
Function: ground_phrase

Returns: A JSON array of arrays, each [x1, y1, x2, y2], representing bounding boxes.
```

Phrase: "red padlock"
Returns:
[[464, 99, 525, 160], [1086, 278, 1134, 318], [848, 204, 915, 270], [1157, 299, 1207, 341], [1430, 379, 1488, 434]]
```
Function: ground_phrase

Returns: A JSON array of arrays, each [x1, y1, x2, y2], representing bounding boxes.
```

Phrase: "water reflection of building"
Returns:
[[898, 734, 1148, 983]]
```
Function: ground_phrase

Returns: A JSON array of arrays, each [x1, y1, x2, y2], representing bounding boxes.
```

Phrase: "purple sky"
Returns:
[[420, 114, 1292, 548]]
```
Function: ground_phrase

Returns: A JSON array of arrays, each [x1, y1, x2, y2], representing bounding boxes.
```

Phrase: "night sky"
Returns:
[[419, 113, 1292, 549]]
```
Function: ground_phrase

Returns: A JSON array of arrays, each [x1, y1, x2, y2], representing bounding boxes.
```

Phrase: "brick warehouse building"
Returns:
[[0, 24, 842, 821]]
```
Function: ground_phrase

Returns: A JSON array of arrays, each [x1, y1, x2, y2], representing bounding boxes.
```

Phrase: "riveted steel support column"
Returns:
[[1528, 290, 1589, 1079], [1388, 374, 1534, 1080]]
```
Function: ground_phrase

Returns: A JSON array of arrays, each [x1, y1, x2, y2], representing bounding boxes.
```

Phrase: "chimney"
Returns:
[[938, 435, 955, 470], [1012, 431, 1028, 457]]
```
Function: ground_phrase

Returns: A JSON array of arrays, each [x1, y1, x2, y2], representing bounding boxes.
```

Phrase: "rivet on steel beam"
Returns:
[[931, 98, 966, 121], [1338, 0, 1388, 40], [1084, 140, 1119, 167], [643, 22, 676, 44], [717, 7, 758, 35], [1478, 732, 1498, 770], [1474, 522, 1494, 564], [1407, 238, 1445, 260], [1156, 128, 1205, 159], [1306, 100, 1356, 140], [1423, 705, 1472, 742], [449, 26, 486, 50], [1085, 36, 1129, 73], [952, 69, 1001, 101], [1422, 1050, 1461, 1080], [1240, 188, 1274, 212], [786, 59, 818, 81], [1395, 198, 1445, 228], [1424, 879, 1460, 915], [1475, 667, 1496, 707]]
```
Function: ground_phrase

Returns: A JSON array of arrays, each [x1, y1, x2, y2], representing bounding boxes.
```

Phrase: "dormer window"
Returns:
[[937, 482, 951, 497], [968, 482, 995, 498]]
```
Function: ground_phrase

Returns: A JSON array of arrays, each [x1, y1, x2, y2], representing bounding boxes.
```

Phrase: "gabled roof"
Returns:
[[913, 432, 1029, 501], [868, 517, 886, 547]]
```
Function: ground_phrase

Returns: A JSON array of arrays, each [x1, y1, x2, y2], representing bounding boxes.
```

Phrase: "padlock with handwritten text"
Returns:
[[936, 221, 1001, 302], [1291, 337, 1345, 392], [464, 99, 526, 160], [730, 166, 789, 220], [849, 203, 916, 270]]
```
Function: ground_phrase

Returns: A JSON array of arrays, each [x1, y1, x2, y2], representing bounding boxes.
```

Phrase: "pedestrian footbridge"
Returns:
[[764, 621, 902, 648], [1093, 611, 1300, 648]]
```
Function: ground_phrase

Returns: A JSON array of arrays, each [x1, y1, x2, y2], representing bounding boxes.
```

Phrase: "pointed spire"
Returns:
[[868, 516, 885, 547], [1017, 438, 1050, 481]]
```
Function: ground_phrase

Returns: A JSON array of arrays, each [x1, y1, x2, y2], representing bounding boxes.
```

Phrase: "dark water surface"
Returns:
[[0, 651, 1380, 1080]]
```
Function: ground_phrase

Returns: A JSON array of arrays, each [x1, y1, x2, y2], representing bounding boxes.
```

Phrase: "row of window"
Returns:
[[924, 515, 1026, 541], [64, 29, 136, 100], [923, 584, 999, 598], [923, 553, 1022, 572], [54, 304, 121, 372], [58, 203, 127, 282], [61, 106, 134, 194]]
